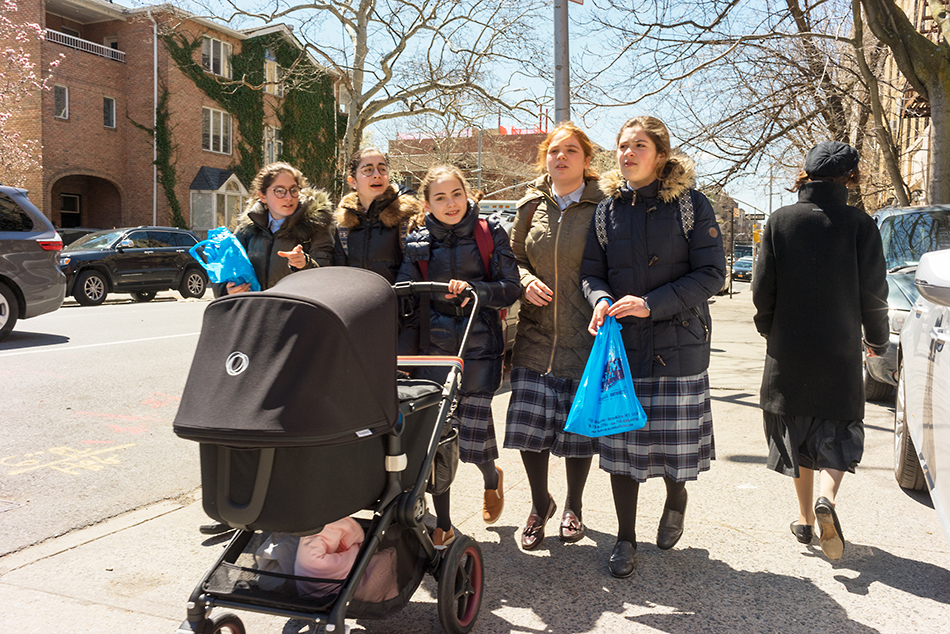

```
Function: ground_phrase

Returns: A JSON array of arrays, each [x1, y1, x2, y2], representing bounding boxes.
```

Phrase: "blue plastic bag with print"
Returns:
[[188, 226, 262, 292], [564, 314, 647, 437]]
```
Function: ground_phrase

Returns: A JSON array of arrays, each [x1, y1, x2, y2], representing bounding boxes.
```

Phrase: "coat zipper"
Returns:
[[690, 306, 709, 341], [544, 192, 564, 374]]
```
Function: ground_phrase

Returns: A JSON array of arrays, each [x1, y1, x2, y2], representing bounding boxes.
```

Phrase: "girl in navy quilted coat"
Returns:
[[397, 165, 520, 548]]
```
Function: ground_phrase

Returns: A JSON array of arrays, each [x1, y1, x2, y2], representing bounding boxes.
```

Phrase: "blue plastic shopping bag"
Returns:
[[564, 315, 647, 437], [188, 227, 261, 292]]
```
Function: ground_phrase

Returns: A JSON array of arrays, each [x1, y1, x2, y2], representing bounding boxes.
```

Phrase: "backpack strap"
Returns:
[[521, 199, 540, 236], [678, 191, 695, 240], [474, 218, 494, 281], [337, 226, 349, 256]]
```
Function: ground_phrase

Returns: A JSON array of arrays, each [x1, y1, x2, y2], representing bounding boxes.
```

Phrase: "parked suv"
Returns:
[[0, 185, 66, 341], [864, 204, 950, 400], [59, 226, 208, 305]]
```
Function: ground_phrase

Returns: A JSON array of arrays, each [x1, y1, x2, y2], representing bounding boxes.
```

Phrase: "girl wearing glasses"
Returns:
[[219, 162, 335, 295], [334, 147, 423, 283]]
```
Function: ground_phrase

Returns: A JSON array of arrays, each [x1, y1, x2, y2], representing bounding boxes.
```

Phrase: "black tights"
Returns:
[[610, 475, 688, 543], [520, 450, 592, 519], [432, 460, 499, 530]]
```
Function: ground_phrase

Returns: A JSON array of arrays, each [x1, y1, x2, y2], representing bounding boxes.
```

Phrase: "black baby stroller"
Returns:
[[173, 267, 484, 634]]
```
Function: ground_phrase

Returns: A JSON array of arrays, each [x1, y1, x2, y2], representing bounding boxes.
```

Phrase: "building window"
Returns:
[[103, 36, 118, 50], [264, 126, 283, 164], [201, 36, 232, 79], [61, 26, 80, 38], [191, 187, 246, 231], [60, 194, 81, 228], [54, 85, 68, 119], [202, 107, 232, 154], [103, 97, 116, 128], [264, 52, 284, 97]]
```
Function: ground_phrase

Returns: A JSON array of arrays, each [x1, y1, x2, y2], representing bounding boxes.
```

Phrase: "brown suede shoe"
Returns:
[[482, 466, 504, 524], [432, 527, 456, 549]]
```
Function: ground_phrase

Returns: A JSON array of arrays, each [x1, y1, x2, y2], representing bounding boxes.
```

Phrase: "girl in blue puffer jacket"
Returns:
[[397, 165, 521, 548]]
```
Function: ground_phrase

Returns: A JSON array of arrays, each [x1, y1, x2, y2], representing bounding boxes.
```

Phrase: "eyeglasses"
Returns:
[[359, 164, 389, 176], [270, 186, 300, 199]]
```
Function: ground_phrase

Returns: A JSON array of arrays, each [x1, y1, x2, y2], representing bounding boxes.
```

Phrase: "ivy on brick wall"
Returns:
[[129, 84, 187, 229], [164, 32, 343, 194]]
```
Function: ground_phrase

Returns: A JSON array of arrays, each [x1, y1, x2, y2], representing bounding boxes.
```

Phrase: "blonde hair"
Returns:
[[536, 121, 599, 180], [250, 162, 308, 198], [420, 165, 470, 203], [615, 116, 672, 182]]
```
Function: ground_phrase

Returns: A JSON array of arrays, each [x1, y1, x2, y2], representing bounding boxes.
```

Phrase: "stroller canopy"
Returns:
[[174, 267, 398, 447]]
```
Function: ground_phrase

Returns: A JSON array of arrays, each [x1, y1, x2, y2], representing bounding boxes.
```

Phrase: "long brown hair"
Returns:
[[536, 121, 599, 180], [347, 147, 388, 177], [615, 116, 672, 181]]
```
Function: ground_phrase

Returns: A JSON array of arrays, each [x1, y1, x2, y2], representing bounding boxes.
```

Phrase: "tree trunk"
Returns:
[[928, 79, 950, 203]]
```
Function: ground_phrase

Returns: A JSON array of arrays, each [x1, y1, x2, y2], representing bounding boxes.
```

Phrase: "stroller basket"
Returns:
[[203, 519, 428, 620]]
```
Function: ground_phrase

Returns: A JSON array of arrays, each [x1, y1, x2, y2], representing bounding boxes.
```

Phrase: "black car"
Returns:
[[58, 226, 208, 305], [1, 185, 66, 340]]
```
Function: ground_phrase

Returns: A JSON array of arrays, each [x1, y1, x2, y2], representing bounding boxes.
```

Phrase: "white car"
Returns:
[[895, 249, 950, 543]]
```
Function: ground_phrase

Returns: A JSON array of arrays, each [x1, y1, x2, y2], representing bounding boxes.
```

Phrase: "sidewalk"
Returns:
[[2, 287, 948, 633]]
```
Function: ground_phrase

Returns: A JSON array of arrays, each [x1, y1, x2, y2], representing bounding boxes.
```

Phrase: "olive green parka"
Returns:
[[509, 175, 605, 379]]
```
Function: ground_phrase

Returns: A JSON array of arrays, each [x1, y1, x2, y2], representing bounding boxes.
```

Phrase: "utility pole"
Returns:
[[554, 0, 570, 123]]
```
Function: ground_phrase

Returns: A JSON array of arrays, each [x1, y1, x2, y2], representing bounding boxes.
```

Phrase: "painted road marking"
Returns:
[[0, 332, 200, 358], [2, 444, 137, 475]]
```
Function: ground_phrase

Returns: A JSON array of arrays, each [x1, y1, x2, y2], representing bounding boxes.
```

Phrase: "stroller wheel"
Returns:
[[436, 535, 483, 634], [208, 612, 245, 634]]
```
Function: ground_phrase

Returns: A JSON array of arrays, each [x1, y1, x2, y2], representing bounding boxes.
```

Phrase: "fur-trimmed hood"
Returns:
[[600, 151, 696, 202], [335, 184, 424, 231], [241, 188, 334, 243]]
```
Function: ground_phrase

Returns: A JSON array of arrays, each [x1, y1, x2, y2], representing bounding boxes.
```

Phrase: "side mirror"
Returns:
[[117, 238, 134, 250], [914, 250, 950, 308]]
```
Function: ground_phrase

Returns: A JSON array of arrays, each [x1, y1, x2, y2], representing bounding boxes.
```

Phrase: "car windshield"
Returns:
[[879, 209, 950, 269], [64, 229, 124, 251], [734, 258, 753, 267]]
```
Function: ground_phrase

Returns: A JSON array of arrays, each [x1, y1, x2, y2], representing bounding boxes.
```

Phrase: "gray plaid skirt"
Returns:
[[599, 372, 714, 481], [452, 392, 498, 464], [503, 366, 599, 458]]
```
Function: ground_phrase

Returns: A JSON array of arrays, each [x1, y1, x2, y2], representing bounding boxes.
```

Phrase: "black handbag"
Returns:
[[426, 424, 459, 496]]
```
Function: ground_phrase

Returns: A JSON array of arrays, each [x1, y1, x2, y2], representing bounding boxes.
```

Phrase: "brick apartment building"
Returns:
[[388, 127, 561, 200], [14, 0, 341, 235]]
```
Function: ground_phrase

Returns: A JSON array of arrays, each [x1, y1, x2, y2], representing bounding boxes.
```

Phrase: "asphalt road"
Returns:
[[0, 292, 210, 556]]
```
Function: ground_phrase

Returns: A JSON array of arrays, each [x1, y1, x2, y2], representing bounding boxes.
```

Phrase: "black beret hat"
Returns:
[[804, 141, 859, 178]]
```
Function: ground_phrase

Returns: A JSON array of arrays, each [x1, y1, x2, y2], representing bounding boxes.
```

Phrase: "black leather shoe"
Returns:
[[608, 540, 637, 578], [199, 522, 233, 535], [656, 507, 685, 550], [815, 497, 844, 560], [790, 521, 814, 544]]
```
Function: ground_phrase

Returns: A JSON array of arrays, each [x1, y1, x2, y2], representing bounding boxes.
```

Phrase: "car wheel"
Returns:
[[864, 366, 893, 402], [894, 361, 926, 490], [132, 291, 157, 302], [0, 282, 18, 341], [75, 270, 108, 306], [179, 268, 207, 299]]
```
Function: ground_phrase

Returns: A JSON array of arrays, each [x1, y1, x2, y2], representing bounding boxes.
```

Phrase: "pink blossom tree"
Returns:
[[1, 0, 60, 186]]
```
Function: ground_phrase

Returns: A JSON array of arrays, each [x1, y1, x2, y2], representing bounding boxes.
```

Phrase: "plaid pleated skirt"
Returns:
[[599, 372, 714, 481], [452, 392, 498, 464], [503, 366, 599, 458]]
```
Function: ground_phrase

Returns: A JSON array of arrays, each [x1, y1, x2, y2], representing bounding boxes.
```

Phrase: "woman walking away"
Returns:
[[397, 165, 520, 547], [752, 141, 889, 561], [581, 116, 726, 577], [335, 147, 423, 283], [504, 122, 604, 551], [215, 161, 335, 297]]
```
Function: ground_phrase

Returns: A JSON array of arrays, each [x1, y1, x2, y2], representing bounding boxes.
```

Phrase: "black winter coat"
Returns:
[[581, 162, 727, 378], [213, 189, 335, 295], [752, 180, 889, 420], [334, 185, 423, 283], [397, 202, 521, 394]]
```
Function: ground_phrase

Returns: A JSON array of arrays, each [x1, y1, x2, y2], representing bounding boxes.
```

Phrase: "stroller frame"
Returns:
[[178, 281, 485, 634]]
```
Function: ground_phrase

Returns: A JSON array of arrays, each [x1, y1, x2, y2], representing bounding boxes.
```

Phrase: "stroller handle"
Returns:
[[392, 280, 481, 364]]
